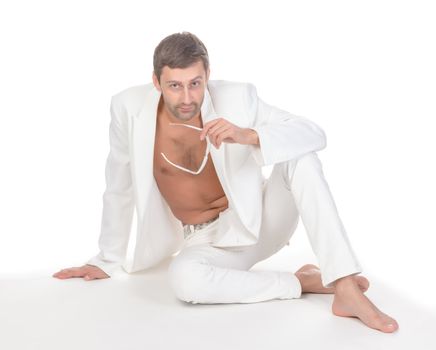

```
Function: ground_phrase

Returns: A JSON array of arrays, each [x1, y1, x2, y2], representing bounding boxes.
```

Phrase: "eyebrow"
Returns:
[[166, 76, 203, 84]]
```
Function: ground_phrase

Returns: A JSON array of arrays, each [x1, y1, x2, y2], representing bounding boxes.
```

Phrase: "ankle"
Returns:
[[334, 275, 358, 292], [295, 272, 308, 292]]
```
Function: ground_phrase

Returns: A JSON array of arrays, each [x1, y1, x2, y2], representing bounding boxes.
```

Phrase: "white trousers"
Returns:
[[167, 152, 363, 304]]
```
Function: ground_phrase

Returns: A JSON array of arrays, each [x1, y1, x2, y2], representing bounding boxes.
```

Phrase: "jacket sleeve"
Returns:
[[246, 83, 327, 167], [85, 95, 135, 277]]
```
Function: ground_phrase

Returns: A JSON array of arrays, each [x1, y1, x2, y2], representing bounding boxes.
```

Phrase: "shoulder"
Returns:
[[207, 80, 258, 104], [208, 80, 257, 95]]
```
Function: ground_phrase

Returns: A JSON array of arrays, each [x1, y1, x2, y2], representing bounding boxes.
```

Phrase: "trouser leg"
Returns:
[[280, 152, 363, 287], [167, 157, 302, 304], [167, 151, 362, 304]]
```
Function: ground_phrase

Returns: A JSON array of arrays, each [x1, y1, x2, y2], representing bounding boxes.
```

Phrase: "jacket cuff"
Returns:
[[85, 255, 123, 277], [248, 126, 267, 167]]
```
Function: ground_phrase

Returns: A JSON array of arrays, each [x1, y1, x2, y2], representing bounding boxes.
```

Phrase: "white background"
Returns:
[[0, 0, 435, 310]]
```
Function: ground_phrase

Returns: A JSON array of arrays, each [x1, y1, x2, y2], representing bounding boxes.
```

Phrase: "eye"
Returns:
[[170, 83, 180, 88], [191, 81, 200, 87]]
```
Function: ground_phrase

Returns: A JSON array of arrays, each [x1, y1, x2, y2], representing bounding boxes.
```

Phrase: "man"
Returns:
[[53, 32, 398, 333]]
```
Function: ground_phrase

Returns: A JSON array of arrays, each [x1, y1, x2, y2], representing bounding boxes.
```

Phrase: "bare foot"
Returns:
[[332, 276, 399, 333], [295, 264, 369, 294]]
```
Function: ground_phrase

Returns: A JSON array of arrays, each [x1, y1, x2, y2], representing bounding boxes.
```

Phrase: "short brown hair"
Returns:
[[153, 32, 209, 82]]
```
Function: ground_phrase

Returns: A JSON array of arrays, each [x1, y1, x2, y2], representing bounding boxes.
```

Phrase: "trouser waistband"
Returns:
[[182, 215, 219, 237]]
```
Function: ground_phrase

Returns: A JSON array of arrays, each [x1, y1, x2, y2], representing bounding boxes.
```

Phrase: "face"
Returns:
[[152, 60, 210, 122]]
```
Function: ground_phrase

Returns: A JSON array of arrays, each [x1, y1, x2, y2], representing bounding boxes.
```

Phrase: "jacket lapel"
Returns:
[[131, 84, 227, 224]]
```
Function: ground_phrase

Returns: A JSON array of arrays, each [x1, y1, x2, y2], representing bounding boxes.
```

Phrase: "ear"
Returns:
[[152, 72, 161, 92], [206, 68, 210, 82]]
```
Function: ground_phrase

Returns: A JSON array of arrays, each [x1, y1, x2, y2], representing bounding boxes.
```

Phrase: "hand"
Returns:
[[52, 264, 110, 281], [199, 117, 258, 149]]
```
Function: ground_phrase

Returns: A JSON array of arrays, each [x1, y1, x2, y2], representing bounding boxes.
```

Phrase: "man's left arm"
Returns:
[[200, 83, 326, 166], [245, 83, 327, 167]]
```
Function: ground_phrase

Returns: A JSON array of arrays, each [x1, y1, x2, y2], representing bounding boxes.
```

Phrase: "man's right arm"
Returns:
[[85, 94, 135, 277], [53, 94, 135, 280]]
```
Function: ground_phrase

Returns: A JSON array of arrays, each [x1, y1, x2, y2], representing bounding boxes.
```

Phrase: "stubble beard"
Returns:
[[165, 98, 203, 122]]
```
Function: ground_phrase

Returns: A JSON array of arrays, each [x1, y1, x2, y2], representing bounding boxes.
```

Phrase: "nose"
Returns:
[[182, 86, 193, 105]]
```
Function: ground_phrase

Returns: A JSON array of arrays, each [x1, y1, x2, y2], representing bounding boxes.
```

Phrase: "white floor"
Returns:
[[1, 246, 435, 350]]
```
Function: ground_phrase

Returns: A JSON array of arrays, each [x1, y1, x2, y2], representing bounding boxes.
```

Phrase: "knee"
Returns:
[[282, 152, 323, 184], [167, 255, 211, 304]]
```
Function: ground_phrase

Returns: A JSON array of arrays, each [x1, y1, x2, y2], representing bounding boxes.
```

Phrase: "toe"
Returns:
[[370, 314, 399, 333], [382, 318, 399, 333]]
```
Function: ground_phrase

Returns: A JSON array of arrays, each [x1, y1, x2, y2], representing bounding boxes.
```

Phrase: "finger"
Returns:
[[83, 274, 94, 281], [200, 118, 222, 140], [85, 273, 108, 280], [53, 269, 70, 277], [211, 125, 232, 147], [53, 270, 67, 277], [207, 120, 229, 136], [200, 119, 220, 141], [208, 123, 230, 144], [60, 268, 86, 278], [216, 129, 234, 148], [53, 271, 73, 279], [68, 269, 86, 278], [207, 124, 225, 147]]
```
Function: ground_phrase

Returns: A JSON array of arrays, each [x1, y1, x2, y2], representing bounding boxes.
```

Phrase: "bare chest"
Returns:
[[152, 122, 228, 223]]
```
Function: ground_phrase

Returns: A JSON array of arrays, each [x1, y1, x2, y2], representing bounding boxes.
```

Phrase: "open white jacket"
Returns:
[[85, 80, 327, 276]]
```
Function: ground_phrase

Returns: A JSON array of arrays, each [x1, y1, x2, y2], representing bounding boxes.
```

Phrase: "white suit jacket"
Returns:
[[86, 80, 327, 276]]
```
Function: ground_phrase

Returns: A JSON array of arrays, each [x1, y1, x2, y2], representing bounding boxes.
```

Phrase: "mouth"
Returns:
[[179, 105, 195, 112]]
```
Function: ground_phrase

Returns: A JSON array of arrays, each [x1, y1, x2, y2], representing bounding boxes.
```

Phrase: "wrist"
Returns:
[[246, 128, 259, 146]]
